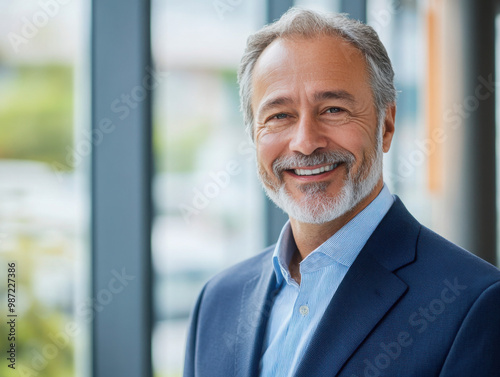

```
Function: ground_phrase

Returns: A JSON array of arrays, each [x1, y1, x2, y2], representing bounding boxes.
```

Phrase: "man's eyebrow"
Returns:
[[313, 90, 356, 104], [257, 90, 356, 117], [257, 96, 294, 117]]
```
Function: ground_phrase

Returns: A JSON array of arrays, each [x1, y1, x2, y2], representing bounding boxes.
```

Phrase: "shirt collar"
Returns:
[[271, 184, 395, 287]]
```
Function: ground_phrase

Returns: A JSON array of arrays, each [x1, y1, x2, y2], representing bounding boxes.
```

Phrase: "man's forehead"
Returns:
[[251, 34, 370, 107], [254, 34, 365, 72]]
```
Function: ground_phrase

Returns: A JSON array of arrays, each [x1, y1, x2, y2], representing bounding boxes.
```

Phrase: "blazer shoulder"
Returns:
[[414, 225, 500, 287]]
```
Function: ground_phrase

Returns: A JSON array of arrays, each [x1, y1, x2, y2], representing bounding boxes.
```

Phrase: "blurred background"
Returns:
[[0, 0, 499, 376]]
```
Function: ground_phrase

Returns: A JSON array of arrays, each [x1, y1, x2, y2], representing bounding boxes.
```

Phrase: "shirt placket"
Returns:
[[282, 269, 314, 377]]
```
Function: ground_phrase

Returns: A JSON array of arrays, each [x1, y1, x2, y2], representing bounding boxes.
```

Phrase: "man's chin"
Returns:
[[264, 184, 352, 224]]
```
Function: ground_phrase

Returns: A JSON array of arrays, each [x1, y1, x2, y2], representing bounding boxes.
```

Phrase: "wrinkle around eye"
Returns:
[[256, 117, 293, 135], [321, 111, 351, 126]]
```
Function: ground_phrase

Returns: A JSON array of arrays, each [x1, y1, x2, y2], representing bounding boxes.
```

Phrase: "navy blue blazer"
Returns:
[[184, 198, 500, 376]]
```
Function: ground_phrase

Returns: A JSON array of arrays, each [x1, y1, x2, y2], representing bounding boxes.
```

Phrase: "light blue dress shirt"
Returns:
[[259, 185, 395, 377]]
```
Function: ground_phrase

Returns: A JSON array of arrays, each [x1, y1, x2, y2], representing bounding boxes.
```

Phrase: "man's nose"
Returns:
[[288, 115, 328, 155]]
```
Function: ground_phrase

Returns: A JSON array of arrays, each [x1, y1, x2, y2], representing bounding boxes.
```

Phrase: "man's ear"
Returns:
[[382, 104, 396, 153]]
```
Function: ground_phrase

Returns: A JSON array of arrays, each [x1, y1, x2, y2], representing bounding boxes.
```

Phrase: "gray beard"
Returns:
[[257, 133, 383, 225]]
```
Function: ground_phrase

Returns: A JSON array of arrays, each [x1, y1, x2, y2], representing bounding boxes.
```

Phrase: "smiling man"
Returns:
[[184, 8, 500, 377]]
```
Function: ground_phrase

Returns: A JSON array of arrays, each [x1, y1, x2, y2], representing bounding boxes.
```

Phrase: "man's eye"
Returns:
[[325, 107, 342, 114], [272, 113, 288, 120]]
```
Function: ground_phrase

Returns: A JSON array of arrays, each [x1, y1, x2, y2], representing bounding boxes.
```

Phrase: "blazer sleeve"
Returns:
[[183, 284, 207, 377], [439, 280, 500, 376]]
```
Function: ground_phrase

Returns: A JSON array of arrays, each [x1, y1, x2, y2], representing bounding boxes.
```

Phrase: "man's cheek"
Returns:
[[257, 146, 284, 174]]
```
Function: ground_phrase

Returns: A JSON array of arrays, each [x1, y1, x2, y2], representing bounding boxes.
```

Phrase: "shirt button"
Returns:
[[299, 305, 309, 316]]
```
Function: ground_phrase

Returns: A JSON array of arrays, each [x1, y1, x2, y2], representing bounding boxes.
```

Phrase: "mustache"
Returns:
[[272, 150, 356, 180]]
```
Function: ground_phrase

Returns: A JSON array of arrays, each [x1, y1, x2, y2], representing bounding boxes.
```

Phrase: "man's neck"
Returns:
[[287, 181, 384, 284]]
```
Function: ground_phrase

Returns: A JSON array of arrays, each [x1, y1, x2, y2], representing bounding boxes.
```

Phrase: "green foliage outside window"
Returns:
[[0, 64, 75, 376], [0, 65, 73, 167]]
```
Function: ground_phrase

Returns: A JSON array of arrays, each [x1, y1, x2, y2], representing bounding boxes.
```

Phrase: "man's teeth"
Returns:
[[294, 163, 339, 176]]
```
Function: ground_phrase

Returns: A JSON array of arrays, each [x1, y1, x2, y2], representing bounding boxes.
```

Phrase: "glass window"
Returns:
[[367, 0, 431, 222], [151, 1, 266, 376], [0, 0, 90, 376], [366, 0, 485, 253]]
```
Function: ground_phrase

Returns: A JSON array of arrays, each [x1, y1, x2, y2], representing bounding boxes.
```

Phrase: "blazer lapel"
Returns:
[[295, 197, 420, 377], [295, 252, 407, 377], [234, 256, 279, 377]]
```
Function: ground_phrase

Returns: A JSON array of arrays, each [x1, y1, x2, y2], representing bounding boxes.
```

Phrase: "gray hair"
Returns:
[[237, 7, 397, 140]]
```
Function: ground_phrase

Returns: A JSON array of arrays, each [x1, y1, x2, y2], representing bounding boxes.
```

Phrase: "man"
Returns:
[[184, 8, 500, 377]]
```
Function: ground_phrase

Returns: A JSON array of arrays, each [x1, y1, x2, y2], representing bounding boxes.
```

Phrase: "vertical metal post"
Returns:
[[91, 0, 153, 376], [439, 0, 497, 265], [458, 0, 497, 264]]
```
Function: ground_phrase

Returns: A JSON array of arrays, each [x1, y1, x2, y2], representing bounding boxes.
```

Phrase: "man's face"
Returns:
[[251, 35, 394, 224]]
